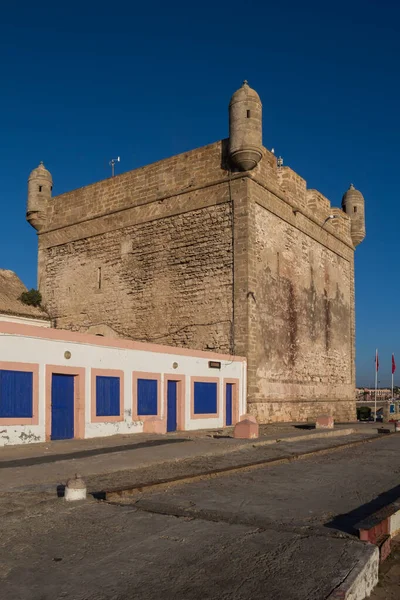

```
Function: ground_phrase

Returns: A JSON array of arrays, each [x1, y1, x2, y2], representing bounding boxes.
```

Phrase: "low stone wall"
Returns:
[[249, 400, 356, 423]]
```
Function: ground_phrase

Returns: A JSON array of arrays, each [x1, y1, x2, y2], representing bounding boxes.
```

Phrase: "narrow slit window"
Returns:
[[354, 206, 357, 213], [247, 110, 251, 118], [97, 267, 102, 289], [39, 185, 43, 192]]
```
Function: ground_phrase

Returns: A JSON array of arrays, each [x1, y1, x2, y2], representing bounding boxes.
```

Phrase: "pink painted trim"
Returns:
[[223, 378, 240, 426], [0, 322, 246, 362], [190, 376, 220, 420], [91, 369, 124, 423], [132, 372, 162, 422], [164, 374, 186, 431], [0, 362, 39, 426], [45, 365, 85, 441]]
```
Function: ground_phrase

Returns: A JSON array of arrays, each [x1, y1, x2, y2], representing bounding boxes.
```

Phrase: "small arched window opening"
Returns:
[[247, 110, 251, 118], [38, 185, 43, 192], [354, 206, 357, 213]]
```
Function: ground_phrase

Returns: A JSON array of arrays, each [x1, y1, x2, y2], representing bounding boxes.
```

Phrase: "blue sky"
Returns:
[[1, 1, 398, 386]]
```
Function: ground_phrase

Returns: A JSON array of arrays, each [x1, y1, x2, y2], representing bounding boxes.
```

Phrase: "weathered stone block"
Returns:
[[143, 418, 166, 435], [239, 413, 257, 424], [234, 419, 259, 439], [315, 415, 334, 429]]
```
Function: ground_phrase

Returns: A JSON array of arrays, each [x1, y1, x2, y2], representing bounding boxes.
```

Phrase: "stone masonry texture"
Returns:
[[33, 134, 360, 423]]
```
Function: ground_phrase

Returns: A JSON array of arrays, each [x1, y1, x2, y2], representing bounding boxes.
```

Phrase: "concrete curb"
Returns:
[[250, 427, 358, 448], [103, 432, 384, 500], [327, 544, 379, 600], [206, 427, 361, 457]]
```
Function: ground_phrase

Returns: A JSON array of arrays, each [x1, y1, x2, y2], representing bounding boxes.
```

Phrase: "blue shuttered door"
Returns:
[[167, 381, 177, 432], [96, 376, 120, 416], [225, 383, 233, 426], [137, 379, 158, 416], [51, 374, 74, 440], [0, 370, 33, 418]]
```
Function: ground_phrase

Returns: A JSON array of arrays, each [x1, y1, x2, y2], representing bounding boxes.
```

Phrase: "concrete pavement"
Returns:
[[0, 498, 378, 600], [0, 422, 378, 495], [0, 425, 398, 599]]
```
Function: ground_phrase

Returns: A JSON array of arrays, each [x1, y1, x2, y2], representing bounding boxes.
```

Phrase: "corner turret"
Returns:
[[341, 184, 366, 246], [27, 162, 52, 231], [229, 81, 263, 171]]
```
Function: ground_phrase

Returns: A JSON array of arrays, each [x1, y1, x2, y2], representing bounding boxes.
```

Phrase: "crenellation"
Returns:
[[277, 166, 307, 209], [306, 189, 331, 213], [251, 147, 279, 184], [329, 207, 352, 239]]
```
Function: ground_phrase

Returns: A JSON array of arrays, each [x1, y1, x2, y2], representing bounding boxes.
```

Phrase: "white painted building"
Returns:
[[0, 322, 246, 446]]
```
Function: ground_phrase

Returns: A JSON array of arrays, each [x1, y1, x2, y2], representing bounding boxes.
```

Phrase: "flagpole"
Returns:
[[392, 353, 395, 403], [392, 372, 394, 403], [375, 349, 378, 422]]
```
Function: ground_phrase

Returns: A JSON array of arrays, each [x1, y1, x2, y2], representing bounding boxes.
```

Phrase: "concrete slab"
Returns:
[[0, 428, 395, 600], [0, 499, 377, 600], [131, 435, 400, 537]]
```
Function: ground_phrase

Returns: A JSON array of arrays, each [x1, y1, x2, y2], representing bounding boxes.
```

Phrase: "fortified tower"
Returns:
[[341, 184, 366, 247], [229, 80, 263, 171], [26, 162, 53, 232], [26, 82, 367, 423]]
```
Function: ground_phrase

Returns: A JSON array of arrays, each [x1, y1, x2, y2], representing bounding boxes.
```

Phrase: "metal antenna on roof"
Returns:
[[109, 157, 120, 177]]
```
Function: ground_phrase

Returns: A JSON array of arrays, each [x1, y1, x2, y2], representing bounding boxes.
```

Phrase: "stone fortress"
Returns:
[[26, 81, 365, 423]]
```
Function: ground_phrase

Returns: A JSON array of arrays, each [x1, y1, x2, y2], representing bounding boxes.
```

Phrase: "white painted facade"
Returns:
[[0, 322, 246, 446]]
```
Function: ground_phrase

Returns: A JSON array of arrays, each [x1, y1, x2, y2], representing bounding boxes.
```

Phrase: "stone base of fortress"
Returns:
[[248, 400, 357, 424]]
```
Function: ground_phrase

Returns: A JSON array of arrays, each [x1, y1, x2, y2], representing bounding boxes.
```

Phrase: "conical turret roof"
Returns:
[[28, 161, 53, 183], [229, 81, 261, 106]]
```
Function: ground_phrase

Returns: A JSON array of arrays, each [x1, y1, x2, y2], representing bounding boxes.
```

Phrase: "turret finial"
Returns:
[[243, 80, 248, 86], [349, 183, 355, 189]]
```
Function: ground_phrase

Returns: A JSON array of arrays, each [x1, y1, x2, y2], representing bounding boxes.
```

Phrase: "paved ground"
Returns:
[[0, 426, 398, 599], [0, 499, 372, 600], [0, 422, 377, 494]]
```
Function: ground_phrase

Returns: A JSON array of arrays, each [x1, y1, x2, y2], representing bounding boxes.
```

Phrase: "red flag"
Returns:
[[376, 350, 379, 372], [392, 354, 396, 375]]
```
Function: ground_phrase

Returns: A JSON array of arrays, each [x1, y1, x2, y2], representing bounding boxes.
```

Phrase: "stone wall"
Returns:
[[36, 139, 358, 423], [43, 202, 234, 352], [44, 141, 229, 232], [250, 199, 355, 422]]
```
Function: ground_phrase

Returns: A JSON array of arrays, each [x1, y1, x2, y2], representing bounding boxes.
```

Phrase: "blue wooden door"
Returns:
[[51, 374, 74, 440], [167, 381, 177, 432], [226, 383, 233, 426]]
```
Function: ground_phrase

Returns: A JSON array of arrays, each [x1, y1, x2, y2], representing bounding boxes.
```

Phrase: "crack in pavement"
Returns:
[[108, 496, 359, 543]]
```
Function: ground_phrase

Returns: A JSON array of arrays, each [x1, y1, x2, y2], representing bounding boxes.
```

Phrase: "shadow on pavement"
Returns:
[[0, 438, 190, 470], [325, 483, 400, 535]]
